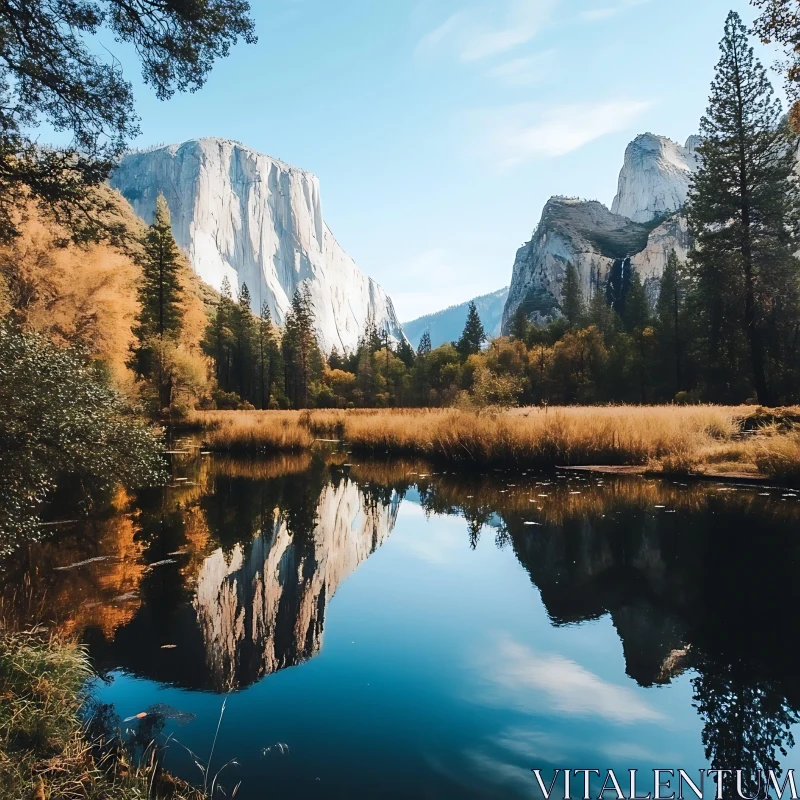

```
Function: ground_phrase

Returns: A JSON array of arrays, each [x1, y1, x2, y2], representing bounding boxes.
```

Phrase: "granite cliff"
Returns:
[[502, 134, 698, 332], [111, 138, 404, 354]]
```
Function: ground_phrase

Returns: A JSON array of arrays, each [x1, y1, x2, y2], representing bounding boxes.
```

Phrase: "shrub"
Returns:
[[0, 325, 165, 550]]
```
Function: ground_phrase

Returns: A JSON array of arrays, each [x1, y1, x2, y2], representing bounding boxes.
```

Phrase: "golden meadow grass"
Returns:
[[186, 405, 800, 480]]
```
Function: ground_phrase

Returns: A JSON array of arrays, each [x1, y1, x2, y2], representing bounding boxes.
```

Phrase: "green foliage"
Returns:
[[561, 262, 584, 329], [0, 0, 256, 244], [130, 195, 185, 409], [456, 301, 487, 357], [687, 10, 800, 405], [283, 285, 323, 409], [0, 325, 165, 550], [654, 251, 687, 397], [417, 330, 432, 356]]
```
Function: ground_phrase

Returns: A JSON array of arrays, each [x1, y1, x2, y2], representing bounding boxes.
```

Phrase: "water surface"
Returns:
[[4, 451, 800, 799]]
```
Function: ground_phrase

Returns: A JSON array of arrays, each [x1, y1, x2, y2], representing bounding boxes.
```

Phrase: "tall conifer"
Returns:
[[457, 301, 487, 357], [687, 11, 800, 404]]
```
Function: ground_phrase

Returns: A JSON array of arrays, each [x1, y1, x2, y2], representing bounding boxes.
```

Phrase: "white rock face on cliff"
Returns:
[[611, 133, 700, 223], [110, 138, 404, 353], [502, 132, 700, 332], [192, 479, 400, 690]]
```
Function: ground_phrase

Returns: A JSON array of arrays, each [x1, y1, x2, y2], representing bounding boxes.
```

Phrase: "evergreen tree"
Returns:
[[130, 194, 184, 408], [687, 11, 800, 405], [584, 282, 616, 338], [203, 276, 236, 395], [622, 267, 651, 334], [417, 330, 432, 357], [396, 337, 416, 368], [561, 262, 584, 329], [363, 320, 383, 353], [328, 346, 343, 371], [655, 251, 685, 397], [283, 284, 321, 408], [257, 300, 275, 409], [456, 301, 487, 357], [232, 283, 255, 402], [509, 306, 531, 343], [137, 195, 183, 339]]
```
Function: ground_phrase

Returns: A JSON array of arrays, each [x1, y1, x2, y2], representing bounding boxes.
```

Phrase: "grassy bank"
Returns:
[[187, 406, 800, 481], [0, 633, 200, 800]]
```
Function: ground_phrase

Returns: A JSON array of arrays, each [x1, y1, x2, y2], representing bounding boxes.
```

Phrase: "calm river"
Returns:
[[3, 447, 800, 799]]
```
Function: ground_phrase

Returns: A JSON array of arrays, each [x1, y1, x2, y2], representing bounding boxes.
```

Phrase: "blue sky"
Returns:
[[108, 0, 775, 320]]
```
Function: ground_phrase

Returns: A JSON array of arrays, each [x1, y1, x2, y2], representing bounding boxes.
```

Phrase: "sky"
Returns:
[[88, 0, 779, 321]]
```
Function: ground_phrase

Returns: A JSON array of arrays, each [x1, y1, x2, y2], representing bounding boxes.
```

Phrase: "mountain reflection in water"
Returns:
[[3, 452, 800, 798]]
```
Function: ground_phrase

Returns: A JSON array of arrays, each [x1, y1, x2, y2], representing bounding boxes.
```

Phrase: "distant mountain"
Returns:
[[403, 287, 509, 350]]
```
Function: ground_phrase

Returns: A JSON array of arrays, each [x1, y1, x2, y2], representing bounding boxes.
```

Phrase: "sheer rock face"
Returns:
[[192, 479, 400, 690], [110, 138, 404, 353], [501, 133, 698, 332], [611, 134, 701, 224]]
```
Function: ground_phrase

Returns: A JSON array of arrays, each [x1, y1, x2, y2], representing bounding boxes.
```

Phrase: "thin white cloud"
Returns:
[[474, 99, 653, 168], [579, 0, 651, 23], [486, 50, 557, 86], [474, 635, 664, 724], [417, 0, 556, 63]]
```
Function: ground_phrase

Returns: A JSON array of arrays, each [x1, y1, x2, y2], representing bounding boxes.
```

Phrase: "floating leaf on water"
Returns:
[[161, 644, 177, 649], [147, 559, 177, 569], [55, 556, 110, 570]]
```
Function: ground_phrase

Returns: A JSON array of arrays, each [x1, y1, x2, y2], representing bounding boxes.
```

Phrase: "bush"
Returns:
[[0, 325, 165, 550]]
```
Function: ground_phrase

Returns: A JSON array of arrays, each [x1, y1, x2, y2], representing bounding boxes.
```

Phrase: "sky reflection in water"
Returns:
[[3, 452, 800, 799]]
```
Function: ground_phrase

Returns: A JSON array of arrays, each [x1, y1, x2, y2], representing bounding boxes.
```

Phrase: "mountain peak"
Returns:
[[611, 133, 700, 223]]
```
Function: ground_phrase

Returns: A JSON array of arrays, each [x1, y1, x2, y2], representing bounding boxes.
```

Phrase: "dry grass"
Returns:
[[186, 406, 800, 482], [0, 632, 201, 799], [190, 410, 315, 452], [753, 431, 800, 481]]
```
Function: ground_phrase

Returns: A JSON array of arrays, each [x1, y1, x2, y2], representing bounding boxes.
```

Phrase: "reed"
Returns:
[[192, 410, 314, 452], [185, 406, 800, 481], [0, 632, 202, 799]]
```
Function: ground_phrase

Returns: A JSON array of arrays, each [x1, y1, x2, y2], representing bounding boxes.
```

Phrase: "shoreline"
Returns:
[[182, 406, 800, 487]]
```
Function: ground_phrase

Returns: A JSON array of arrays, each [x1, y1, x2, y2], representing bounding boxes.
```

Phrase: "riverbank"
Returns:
[[185, 406, 800, 482], [0, 633, 201, 800]]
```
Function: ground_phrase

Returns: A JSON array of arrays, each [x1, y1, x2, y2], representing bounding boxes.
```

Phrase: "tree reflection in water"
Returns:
[[2, 452, 800, 789]]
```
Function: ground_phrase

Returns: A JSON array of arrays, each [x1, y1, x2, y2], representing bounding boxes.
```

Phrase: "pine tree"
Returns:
[[456, 301, 487, 357], [203, 276, 236, 395], [139, 195, 183, 337], [328, 346, 343, 371], [362, 320, 382, 353], [585, 282, 616, 338], [257, 300, 274, 409], [231, 283, 255, 402], [655, 251, 685, 397], [509, 306, 531, 343], [396, 337, 416, 368], [283, 284, 321, 408], [561, 262, 584, 329], [130, 193, 184, 408], [622, 267, 650, 334], [687, 11, 800, 405], [417, 330, 432, 357]]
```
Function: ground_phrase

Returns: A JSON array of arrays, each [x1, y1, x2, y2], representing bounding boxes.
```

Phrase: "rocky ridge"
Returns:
[[502, 133, 699, 333]]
